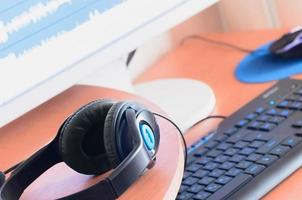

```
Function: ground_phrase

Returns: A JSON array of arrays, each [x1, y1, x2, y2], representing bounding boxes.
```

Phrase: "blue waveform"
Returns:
[[0, 1, 47, 22], [0, 0, 124, 58]]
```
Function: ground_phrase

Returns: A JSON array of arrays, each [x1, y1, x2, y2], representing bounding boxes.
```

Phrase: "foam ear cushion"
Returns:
[[103, 102, 125, 168], [59, 100, 115, 175]]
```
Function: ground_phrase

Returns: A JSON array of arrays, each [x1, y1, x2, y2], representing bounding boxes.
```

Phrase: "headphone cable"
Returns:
[[153, 113, 227, 171], [152, 112, 188, 171]]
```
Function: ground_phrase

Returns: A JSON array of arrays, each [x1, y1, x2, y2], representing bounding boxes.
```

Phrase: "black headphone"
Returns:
[[0, 99, 160, 200]]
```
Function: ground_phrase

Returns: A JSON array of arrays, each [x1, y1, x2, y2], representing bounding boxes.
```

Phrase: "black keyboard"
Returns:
[[177, 78, 302, 200]]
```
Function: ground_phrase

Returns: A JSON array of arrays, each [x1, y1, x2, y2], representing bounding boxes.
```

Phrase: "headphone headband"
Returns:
[[0, 143, 60, 200]]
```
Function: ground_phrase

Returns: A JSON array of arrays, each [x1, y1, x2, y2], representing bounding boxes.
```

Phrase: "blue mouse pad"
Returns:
[[235, 43, 302, 83]]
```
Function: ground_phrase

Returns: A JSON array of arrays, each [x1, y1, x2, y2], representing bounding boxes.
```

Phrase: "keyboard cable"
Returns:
[[180, 34, 259, 54]]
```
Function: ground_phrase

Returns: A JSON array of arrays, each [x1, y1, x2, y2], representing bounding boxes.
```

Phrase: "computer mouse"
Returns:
[[269, 27, 302, 58]]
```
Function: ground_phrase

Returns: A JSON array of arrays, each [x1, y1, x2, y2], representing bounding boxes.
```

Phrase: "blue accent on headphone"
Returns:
[[139, 124, 155, 151]]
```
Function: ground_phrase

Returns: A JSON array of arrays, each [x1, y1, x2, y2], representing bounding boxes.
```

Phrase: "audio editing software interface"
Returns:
[[0, 0, 126, 108]]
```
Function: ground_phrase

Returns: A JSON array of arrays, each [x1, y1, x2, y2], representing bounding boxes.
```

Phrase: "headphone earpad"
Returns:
[[59, 100, 115, 175], [103, 102, 125, 168]]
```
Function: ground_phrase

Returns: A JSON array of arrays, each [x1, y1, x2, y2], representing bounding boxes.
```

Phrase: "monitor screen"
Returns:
[[0, 0, 217, 127], [0, 0, 129, 113]]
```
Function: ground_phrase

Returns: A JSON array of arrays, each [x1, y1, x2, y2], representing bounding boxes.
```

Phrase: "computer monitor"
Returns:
[[0, 0, 217, 128]]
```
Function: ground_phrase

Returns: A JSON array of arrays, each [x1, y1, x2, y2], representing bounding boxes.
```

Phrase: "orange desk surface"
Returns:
[[0, 86, 183, 200], [136, 29, 302, 200]]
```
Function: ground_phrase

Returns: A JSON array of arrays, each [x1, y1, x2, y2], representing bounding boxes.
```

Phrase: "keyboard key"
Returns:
[[270, 145, 290, 156], [296, 133, 302, 137], [226, 168, 242, 177], [256, 154, 278, 166], [214, 155, 230, 163], [257, 115, 271, 122], [216, 142, 232, 151], [187, 164, 202, 172], [215, 176, 233, 185], [255, 107, 266, 114], [256, 139, 279, 154], [287, 94, 302, 101], [204, 141, 219, 149], [207, 174, 252, 200], [236, 161, 252, 169], [188, 184, 205, 194], [208, 169, 225, 178], [194, 147, 208, 157], [214, 134, 228, 142], [203, 162, 219, 171], [229, 154, 246, 163], [205, 183, 222, 193], [268, 116, 285, 124], [246, 153, 262, 162], [245, 164, 265, 176], [277, 100, 290, 108], [234, 141, 249, 149], [294, 89, 302, 95], [192, 169, 210, 178], [224, 148, 239, 156], [183, 171, 192, 179], [179, 185, 189, 193], [196, 157, 212, 165], [206, 149, 222, 158], [266, 108, 278, 116], [177, 192, 193, 200], [247, 121, 263, 130], [288, 102, 302, 110], [292, 120, 302, 129], [239, 147, 256, 156], [249, 141, 265, 148], [193, 191, 211, 200], [183, 177, 199, 186], [236, 120, 249, 128], [277, 109, 293, 118], [225, 127, 239, 135], [282, 136, 302, 147], [187, 155, 197, 166], [259, 123, 276, 132], [243, 132, 271, 142], [227, 132, 249, 144], [198, 176, 215, 185], [245, 113, 258, 120], [219, 162, 235, 170], [295, 96, 302, 101]]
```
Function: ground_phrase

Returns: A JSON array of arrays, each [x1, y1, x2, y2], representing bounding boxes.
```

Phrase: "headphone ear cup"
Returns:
[[59, 100, 115, 175], [103, 102, 124, 168]]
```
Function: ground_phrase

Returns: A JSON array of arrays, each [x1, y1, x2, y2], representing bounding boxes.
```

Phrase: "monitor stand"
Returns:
[[134, 78, 216, 131]]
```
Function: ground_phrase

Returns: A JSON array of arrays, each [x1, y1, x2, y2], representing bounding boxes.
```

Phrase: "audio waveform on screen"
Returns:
[[0, 0, 72, 44], [0, 0, 127, 109], [0, 0, 124, 59]]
